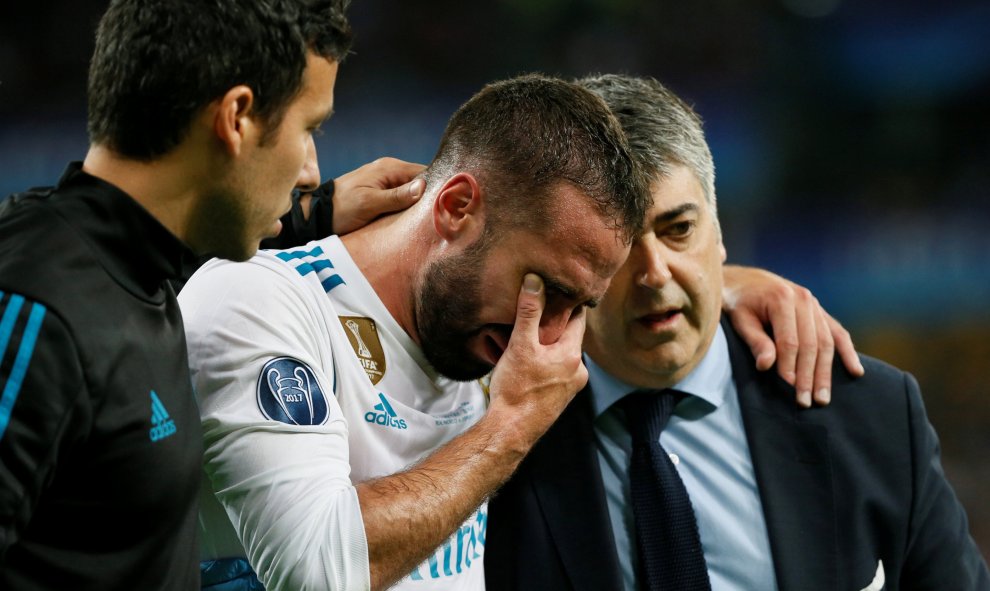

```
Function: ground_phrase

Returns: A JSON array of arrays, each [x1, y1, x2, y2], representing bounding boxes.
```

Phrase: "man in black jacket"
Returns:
[[0, 1, 358, 588]]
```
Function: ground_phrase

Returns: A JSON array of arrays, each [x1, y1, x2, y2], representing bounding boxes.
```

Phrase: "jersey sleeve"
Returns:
[[0, 292, 85, 558], [179, 259, 370, 591]]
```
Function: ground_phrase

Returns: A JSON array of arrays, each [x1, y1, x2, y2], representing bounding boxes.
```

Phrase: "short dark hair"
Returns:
[[87, 0, 352, 160], [424, 74, 650, 244]]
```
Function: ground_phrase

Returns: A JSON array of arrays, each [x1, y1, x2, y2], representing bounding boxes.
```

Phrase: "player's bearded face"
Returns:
[[416, 235, 493, 382]]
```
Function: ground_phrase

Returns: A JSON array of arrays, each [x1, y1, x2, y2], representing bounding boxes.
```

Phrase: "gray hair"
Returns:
[[577, 74, 719, 236]]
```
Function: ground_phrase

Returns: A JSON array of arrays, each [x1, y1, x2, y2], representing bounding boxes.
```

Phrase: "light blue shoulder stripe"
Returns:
[[0, 302, 47, 441], [275, 246, 324, 262], [309, 259, 335, 273], [0, 292, 25, 364], [321, 275, 345, 292], [274, 245, 346, 293], [295, 258, 335, 277]]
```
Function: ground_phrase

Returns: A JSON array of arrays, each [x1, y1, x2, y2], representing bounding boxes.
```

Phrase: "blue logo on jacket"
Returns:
[[256, 357, 329, 426], [149, 390, 177, 442]]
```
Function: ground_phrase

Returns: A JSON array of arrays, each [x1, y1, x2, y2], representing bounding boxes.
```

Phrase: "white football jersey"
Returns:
[[180, 236, 489, 591]]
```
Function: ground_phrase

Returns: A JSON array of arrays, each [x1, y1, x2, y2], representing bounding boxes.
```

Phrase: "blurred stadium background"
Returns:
[[2, 0, 987, 560]]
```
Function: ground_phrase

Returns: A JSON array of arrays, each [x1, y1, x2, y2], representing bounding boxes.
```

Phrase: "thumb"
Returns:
[[379, 178, 424, 212], [510, 273, 545, 345]]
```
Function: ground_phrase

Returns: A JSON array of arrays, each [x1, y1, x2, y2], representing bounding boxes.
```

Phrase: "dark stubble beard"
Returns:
[[415, 235, 495, 382], [187, 185, 256, 262]]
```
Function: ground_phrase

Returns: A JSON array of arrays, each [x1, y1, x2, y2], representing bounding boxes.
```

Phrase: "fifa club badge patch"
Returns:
[[339, 316, 386, 384], [257, 357, 329, 426]]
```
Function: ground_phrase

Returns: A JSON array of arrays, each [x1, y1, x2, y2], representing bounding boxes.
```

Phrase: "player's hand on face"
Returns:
[[487, 274, 587, 442], [722, 265, 865, 408], [332, 157, 426, 235]]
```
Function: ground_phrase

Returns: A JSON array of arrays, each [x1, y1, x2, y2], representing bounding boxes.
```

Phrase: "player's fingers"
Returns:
[[367, 178, 424, 215], [766, 292, 799, 387], [555, 306, 588, 350], [827, 312, 864, 377], [729, 309, 777, 371], [368, 157, 427, 187], [811, 307, 835, 406], [791, 289, 819, 408], [510, 274, 545, 346]]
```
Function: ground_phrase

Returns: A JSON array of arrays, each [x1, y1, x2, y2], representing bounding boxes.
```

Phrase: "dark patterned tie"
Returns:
[[622, 389, 711, 590]]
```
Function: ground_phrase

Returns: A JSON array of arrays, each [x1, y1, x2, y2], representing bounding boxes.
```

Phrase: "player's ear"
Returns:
[[212, 85, 256, 156], [433, 172, 484, 243]]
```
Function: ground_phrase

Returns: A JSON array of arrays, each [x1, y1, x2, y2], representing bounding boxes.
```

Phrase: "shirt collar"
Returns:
[[587, 322, 732, 419], [55, 162, 194, 300]]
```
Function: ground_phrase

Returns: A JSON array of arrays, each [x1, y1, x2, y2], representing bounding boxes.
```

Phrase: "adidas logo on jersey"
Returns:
[[365, 393, 408, 430], [149, 390, 177, 442]]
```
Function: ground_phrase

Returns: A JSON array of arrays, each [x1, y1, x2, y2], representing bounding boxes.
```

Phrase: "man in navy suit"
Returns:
[[485, 74, 989, 590]]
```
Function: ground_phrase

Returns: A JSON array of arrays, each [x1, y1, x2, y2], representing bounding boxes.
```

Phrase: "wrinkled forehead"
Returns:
[[572, 228, 630, 284], [523, 212, 630, 302], [546, 193, 630, 272]]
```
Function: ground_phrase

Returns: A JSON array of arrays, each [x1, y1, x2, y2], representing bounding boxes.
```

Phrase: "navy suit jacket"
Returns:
[[485, 319, 989, 590]]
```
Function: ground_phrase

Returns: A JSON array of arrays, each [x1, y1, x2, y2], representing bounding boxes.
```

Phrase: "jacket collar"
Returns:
[[53, 162, 193, 301], [725, 317, 839, 591]]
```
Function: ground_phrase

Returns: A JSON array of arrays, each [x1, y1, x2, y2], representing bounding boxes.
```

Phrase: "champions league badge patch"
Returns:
[[257, 357, 330, 426]]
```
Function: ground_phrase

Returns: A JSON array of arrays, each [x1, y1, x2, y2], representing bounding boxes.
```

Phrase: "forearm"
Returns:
[[358, 275, 586, 589], [357, 404, 532, 590]]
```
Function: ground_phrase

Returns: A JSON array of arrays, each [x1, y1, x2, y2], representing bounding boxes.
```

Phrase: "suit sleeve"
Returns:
[[901, 372, 990, 589], [0, 293, 85, 559], [180, 259, 370, 591]]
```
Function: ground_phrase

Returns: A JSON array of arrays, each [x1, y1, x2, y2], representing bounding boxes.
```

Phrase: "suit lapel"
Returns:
[[528, 386, 625, 591], [725, 321, 838, 591]]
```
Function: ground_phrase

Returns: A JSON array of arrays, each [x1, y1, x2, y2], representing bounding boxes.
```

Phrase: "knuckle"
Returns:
[[574, 365, 589, 387], [817, 332, 835, 350], [769, 284, 793, 303], [516, 299, 542, 320], [388, 188, 406, 203], [378, 156, 401, 170], [778, 337, 800, 353]]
